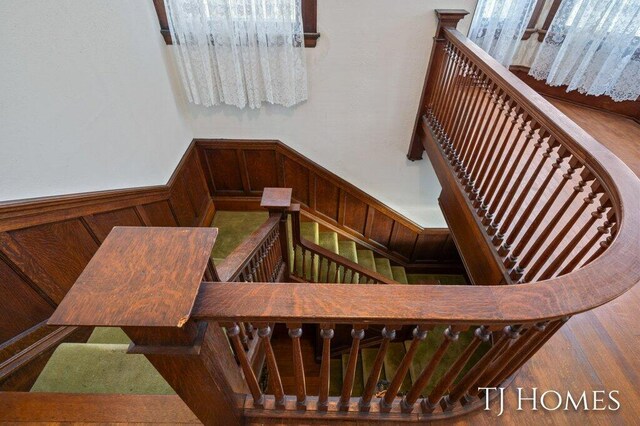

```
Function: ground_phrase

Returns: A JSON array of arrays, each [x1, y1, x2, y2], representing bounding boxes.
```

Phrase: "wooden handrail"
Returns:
[[215, 215, 281, 282], [288, 205, 399, 284]]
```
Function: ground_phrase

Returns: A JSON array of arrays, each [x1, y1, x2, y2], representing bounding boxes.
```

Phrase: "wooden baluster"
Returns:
[[499, 143, 570, 262], [558, 209, 615, 275], [486, 322, 548, 388], [237, 322, 249, 351], [256, 247, 267, 282], [432, 45, 459, 130], [481, 113, 532, 222], [506, 156, 581, 273], [443, 325, 521, 411], [469, 325, 542, 396], [359, 326, 397, 411], [318, 325, 334, 411], [453, 73, 492, 176], [380, 326, 429, 412], [473, 98, 518, 214], [490, 129, 549, 246], [225, 323, 264, 407], [287, 323, 307, 409], [402, 326, 460, 413], [257, 324, 285, 409], [423, 326, 492, 413], [459, 83, 500, 186], [332, 260, 341, 283], [453, 71, 490, 157], [583, 220, 617, 267], [538, 194, 612, 280], [264, 234, 275, 280], [492, 318, 568, 386], [441, 55, 474, 153], [437, 47, 467, 140], [427, 42, 454, 122], [517, 168, 595, 279], [301, 247, 308, 280], [339, 325, 367, 411], [448, 64, 481, 154], [465, 90, 507, 190]]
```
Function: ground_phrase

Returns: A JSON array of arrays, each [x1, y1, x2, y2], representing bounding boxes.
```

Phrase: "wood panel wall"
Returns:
[[0, 142, 213, 390], [196, 140, 461, 270]]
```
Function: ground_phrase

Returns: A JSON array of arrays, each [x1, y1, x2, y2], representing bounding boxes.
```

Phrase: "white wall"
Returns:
[[0, 0, 191, 202], [173, 1, 476, 227]]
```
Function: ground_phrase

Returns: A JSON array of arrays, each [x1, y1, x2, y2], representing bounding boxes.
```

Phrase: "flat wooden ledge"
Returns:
[[48, 227, 218, 328], [0, 392, 200, 424]]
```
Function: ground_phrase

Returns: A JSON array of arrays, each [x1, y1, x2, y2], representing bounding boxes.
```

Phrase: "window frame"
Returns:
[[152, 0, 319, 47]]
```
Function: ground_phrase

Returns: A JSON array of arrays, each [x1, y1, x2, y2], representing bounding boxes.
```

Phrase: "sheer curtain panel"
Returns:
[[165, 0, 308, 109], [529, 0, 640, 102], [469, 0, 538, 67]]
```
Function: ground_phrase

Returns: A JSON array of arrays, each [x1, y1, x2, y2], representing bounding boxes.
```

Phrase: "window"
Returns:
[[152, 0, 318, 47]]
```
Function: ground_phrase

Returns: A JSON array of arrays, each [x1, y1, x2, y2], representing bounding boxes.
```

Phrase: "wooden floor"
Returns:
[[448, 99, 640, 425]]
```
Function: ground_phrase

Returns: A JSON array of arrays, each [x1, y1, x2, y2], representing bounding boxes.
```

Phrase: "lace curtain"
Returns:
[[529, 0, 640, 102], [469, 0, 538, 67], [165, 0, 308, 109]]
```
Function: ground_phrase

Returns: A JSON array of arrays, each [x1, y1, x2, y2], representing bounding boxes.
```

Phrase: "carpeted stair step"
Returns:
[[31, 343, 174, 395], [341, 353, 364, 397], [318, 232, 339, 282], [87, 327, 131, 344], [361, 347, 387, 392], [383, 342, 412, 394], [374, 258, 394, 280], [210, 211, 269, 259], [356, 250, 376, 283], [329, 358, 343, 396], [338, 240, 358, 264], [391, 266, 408, 284], [294, 221, 320, 280]]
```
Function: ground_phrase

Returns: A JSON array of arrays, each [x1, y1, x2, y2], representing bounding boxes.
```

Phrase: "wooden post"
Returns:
[[261, 187, 293, 281], [48, 227, 246, 426], [407, 9, 469, 161]]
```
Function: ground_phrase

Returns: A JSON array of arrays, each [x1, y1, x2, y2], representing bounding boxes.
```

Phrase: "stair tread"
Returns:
[[355, 250, 376, 271], [337, 241, 358, 264], [406, 274, 466, 285], [87, 327, 131, 344], [391, 266, 408, 284], [318, 232, 339, 254], [383, 342, 412, 394], [31, 343, 174, 395], [329, 359, 343, 396], [211, 211, 269, 259], [374, 258, 393, 280], [361, 348, 385, 389], [341, 353, 364, 397], [300, 221, 320, 244]]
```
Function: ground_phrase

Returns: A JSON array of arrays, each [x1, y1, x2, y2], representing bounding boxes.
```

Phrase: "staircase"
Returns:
[[31, 209, 467, 396]]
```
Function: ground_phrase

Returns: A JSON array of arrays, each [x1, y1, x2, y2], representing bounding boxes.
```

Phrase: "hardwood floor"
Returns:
[[449, 99, 640, 425]]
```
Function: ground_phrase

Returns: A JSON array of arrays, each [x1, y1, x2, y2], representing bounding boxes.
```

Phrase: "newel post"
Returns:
[[407, 9, 469, 161], [261, 187, 293, 281], [48, 227, 246, 426]]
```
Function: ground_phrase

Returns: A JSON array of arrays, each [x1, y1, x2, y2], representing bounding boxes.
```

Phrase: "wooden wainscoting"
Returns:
[[0, 141, 213, 390], [195, 139, 461, 271]]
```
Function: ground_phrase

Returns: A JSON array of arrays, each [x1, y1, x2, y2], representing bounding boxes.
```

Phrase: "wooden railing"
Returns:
[[9, 9, 639, 426], [288, 204, 399, 285]]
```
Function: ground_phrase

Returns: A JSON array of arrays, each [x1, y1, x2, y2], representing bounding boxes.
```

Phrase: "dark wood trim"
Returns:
[[0, 392, 200, 424], [521, 0, 546, 40], [195, 139, 462, 270], [0, 323, 92, 391], [510, 67, 640, 123], [537, 0, 562, 42], [153, 0, 319, 48]]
